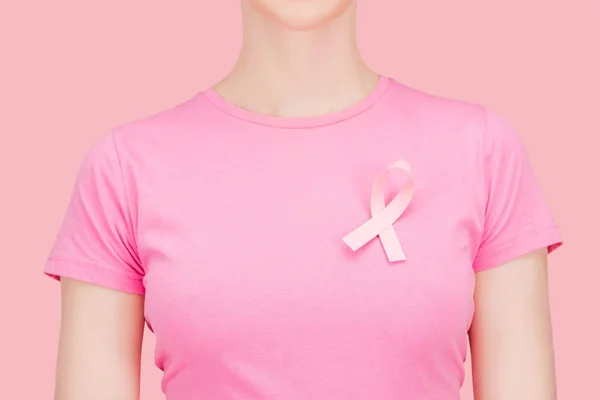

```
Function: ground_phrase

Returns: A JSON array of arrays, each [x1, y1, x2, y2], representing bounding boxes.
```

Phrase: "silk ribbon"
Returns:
[[342, 159, 414, 262]]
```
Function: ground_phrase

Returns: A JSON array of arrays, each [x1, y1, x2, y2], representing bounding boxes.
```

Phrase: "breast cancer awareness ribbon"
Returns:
[[342, 159, 414, 262]]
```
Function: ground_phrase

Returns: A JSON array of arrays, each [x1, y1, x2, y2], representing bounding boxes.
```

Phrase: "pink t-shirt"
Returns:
[[44, 77, 562, 399]]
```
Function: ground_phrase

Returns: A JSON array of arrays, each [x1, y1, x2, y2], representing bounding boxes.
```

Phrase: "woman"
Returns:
[[44, 1, 562, 399]]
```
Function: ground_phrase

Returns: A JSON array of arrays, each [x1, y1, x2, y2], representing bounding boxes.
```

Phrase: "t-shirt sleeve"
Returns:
[[472, 109, 562, 272], [43, 132, 145, 294]]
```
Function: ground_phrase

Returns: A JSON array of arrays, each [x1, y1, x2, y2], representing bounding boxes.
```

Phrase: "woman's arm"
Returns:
[[54, 278, 145, 400], [469, 248, 557, 400]]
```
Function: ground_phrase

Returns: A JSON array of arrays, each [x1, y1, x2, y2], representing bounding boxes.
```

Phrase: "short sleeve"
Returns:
[[472, 109, 562, 272], [44, 132, 145, 294]]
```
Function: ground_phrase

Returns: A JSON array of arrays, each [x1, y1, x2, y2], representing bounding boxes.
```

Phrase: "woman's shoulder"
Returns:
[[109, 91, 205, 144], [387, 78, 487, 126], [386, 78, 522, 149]]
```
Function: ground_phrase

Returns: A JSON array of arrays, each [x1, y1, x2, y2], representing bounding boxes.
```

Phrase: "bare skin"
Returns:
[[470, 248, 557, 399], [55, 279, 145, 400], [53, 1, 557, 399]]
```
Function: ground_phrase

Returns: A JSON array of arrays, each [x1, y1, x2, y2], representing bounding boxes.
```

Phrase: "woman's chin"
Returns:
[[244, 0, 355, 31]]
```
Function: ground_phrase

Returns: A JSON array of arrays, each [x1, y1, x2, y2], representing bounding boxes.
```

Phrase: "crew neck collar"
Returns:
[[201, 76, 390, 129]]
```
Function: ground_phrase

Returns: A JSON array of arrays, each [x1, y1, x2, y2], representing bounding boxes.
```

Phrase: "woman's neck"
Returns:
[[212, 2, 379, 118]]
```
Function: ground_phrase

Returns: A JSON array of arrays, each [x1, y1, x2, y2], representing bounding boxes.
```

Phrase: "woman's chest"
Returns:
[[136, 139, 479, 348]]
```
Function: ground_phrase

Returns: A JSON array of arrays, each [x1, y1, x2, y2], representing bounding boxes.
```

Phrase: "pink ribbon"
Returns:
[[342, 159, 414, 262]]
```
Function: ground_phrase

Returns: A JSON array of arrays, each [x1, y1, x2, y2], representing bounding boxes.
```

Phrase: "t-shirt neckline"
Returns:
[[201, 76, 390, 129]]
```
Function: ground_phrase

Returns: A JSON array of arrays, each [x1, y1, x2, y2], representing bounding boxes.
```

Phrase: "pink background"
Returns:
[[1, 0, 598, 398]]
